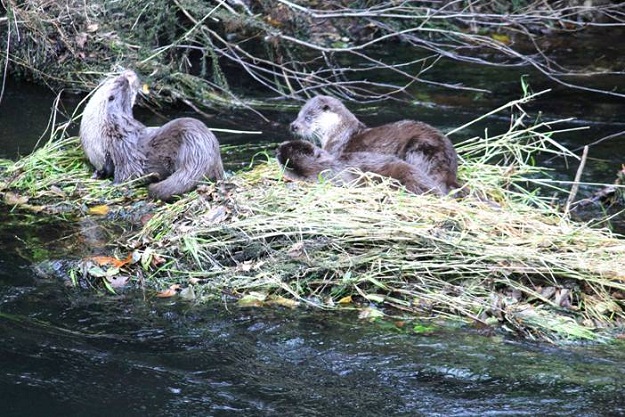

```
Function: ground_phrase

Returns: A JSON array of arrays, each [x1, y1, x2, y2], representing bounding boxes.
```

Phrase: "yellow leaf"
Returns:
[[269, 296, 300, 308], [88, 204, 110, 216], [337, 295, 353, 304], [491, 33, 510, 44], [142, 83, 150, 94]]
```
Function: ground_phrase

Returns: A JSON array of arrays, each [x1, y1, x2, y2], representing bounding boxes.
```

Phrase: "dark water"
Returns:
[[2, 238, 625, 417], [2, 30, 625, 416]]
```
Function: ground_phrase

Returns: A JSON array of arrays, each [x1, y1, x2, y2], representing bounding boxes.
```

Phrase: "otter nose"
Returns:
[[290, 122, 299, 133]]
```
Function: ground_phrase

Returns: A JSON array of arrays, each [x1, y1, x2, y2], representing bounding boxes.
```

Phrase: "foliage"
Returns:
[[1, 0, 624, 108]]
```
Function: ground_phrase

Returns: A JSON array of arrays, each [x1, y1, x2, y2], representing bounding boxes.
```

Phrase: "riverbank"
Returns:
[[2, 0, 623, 109], [1, 91, 624, 344]]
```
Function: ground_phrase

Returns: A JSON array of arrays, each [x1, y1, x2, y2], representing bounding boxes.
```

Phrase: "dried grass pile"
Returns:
[[1, 92, 624, 343]]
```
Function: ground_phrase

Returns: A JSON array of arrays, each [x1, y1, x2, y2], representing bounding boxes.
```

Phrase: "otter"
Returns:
[[276, 140, 442, 195], [79, 70, 140, 179], [79, 70, 224, 201], [290, 95, 459, 194]]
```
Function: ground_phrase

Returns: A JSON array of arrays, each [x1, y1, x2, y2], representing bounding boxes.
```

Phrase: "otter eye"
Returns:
[[108, 95, 115, 102], [322, 104, 330, 111]]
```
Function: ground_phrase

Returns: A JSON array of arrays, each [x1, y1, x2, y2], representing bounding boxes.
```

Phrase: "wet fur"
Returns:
[[80, 70, 140, 179], [276, 140, 442, 195], [290, 95, 459, 194], [79, 71, 224, 201]]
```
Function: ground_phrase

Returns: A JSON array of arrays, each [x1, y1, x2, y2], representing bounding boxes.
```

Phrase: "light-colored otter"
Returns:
[[276, 140, 442, 195], [80, 70, 141, 179], [290, 95, 459, 194], [79, 70, 224, 201]]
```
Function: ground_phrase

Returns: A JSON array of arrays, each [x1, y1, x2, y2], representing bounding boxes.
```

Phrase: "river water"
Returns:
[[2, 32, 625, 415]]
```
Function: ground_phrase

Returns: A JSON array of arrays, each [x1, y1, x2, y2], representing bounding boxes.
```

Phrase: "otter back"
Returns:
[[290, 95, 459, 194], [140, 117, 225, 201]]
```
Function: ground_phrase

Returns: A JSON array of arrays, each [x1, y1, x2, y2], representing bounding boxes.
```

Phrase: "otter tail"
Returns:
[[148, 120, 224, 201]]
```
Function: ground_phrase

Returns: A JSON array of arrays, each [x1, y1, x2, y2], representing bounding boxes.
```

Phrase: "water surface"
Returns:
[[1, 27, 625, 416]]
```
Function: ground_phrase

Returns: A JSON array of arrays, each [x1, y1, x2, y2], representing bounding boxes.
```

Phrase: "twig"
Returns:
[[564, 145, 589, 216]]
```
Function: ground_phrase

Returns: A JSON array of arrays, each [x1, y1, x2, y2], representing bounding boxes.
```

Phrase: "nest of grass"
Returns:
[[2, 93, 625, 343]]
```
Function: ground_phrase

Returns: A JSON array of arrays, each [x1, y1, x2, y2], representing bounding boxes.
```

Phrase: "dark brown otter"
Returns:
[[290, 95, 459, 194], [79, 70, 224, 201], [276, 140, 442, 195]]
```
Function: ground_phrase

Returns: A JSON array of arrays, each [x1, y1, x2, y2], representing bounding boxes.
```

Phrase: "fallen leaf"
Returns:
[[89, 254, 131, 268], [179, 286, 196, 300], [25, 204, 46, 213], [156, 284, 181, 298], [86, 23, 99, 32], [238, 291, 268, 307], [205, 205, 228, 224], [269, 295, 300, 308], [88, 205, 110, 216], [4, 192, 29, 206], [491, 33, 511, 44], [151, 253, 166, 267], [358, 307, 384, 321], [105, 275, 130, 288], [75, 32, 88, 49], [287, 242, 305, 259], [87, 265, 108, 278], [337, 295, 353, 304], [142, 83, 150, 94]]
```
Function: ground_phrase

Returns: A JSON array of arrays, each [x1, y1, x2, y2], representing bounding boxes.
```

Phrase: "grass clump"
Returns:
[[1, 92, 624, 343]]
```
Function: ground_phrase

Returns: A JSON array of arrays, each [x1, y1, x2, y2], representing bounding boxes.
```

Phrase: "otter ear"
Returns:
[[108, 95, 115, 102]]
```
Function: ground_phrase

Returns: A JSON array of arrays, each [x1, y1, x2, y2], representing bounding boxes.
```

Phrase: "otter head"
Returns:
[[277, 140, 316, 168], [290, 96, 361, 149], [102, 70, 141, 117]]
